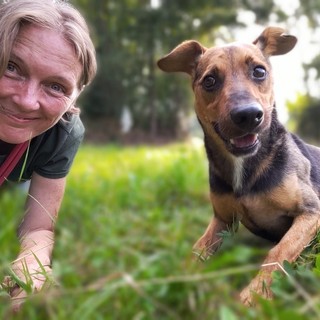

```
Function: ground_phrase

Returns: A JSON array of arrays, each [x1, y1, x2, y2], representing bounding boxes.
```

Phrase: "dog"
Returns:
[[157, 27, 320, 305]]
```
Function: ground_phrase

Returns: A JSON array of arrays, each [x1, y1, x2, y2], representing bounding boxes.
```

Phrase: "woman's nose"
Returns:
[[12, 80, 40, 111]]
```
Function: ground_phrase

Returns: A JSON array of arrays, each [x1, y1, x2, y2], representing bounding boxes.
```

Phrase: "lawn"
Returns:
[[0, 141, 320, 319]]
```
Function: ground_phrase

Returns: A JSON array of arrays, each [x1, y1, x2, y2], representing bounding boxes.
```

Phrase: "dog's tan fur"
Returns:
[[158, 27, 320, 305]]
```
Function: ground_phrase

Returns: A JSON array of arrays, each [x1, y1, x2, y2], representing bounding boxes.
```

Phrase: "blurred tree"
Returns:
[[278, 1, 320, 141], [287, 94, 320, 142], [295, 0, 320, 28], [71, 0, 287, 142]]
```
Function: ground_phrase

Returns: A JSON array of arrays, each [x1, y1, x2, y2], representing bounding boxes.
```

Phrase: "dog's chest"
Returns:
[[239, 195, 293, 234], [211, 179, 302, 240]]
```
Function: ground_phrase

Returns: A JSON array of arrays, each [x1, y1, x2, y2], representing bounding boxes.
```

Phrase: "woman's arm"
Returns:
[[19, 173, 66, 236], [10, 173, 66, 309]]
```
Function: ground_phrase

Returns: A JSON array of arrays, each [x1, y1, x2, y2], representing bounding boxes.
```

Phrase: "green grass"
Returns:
[[1, 141, 320, 319]]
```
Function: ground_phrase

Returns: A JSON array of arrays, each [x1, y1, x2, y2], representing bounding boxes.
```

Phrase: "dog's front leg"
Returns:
[[240, 212, 320, 306], [193, 216, 230, 261]]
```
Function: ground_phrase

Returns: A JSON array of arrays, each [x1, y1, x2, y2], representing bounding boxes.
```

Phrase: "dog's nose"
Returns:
[[230, 105, 264, 131]]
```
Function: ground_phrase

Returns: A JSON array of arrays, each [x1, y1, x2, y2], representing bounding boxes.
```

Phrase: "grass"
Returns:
[[0, 140, 320, 319]]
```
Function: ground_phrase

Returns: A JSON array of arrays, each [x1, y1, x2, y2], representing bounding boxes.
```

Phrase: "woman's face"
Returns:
[[0, 24, 83, 144]]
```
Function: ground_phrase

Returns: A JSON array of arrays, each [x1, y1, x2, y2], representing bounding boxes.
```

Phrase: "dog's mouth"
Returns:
[[213, 123, 260, 156], [230, 134, 258, 149]]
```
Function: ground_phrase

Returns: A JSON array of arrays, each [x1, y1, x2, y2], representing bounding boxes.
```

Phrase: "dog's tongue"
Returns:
[[230, 134, 258, 148]]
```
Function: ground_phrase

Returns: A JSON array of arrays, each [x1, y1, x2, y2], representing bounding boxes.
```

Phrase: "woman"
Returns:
[[0, 0, 97, 310]]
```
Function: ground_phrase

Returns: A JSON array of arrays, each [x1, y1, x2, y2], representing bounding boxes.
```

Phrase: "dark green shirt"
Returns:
[[1, 114, 84, 182]]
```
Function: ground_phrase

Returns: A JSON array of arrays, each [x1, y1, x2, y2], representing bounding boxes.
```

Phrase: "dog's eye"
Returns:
[[253, 66, 266, 79], [202, 76, 216, 91]]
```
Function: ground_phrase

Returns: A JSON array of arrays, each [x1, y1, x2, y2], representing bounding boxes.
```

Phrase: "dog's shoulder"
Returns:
[[290, 133, 320, 160], [290, 133, 320, 187]]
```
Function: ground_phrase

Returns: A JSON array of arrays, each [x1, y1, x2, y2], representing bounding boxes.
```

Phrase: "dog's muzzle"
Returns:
[[212, 104, 263, 156]]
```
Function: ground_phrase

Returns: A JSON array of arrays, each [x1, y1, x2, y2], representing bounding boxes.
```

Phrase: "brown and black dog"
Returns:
[[157, 27, 320, 305]]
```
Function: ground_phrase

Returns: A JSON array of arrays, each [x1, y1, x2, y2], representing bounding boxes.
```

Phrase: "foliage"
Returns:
[[287, 94, 320, 141], [73, 0, 240, 139], [1, 143, 320, 319], [285, 1, 320, 134], [296, 0, 320, 29], [70, 0, 290, 140]]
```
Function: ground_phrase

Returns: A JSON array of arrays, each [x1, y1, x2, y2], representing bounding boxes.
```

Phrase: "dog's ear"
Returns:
[[157, 40, 206, 75], [253, 27, 297, 56]]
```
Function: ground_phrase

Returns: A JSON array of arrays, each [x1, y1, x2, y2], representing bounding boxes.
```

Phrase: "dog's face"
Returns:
[[192, 43, 275, 156], [158, 27, 297, 157]]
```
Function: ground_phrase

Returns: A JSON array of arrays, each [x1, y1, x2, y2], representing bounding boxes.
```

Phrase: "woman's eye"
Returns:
[[253, 66, 266, 79], [50, 83, 64, 93], [202, 76, 216, 91], [6, 62, 17, 73]]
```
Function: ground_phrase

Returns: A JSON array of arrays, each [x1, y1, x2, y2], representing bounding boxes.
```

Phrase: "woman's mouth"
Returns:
[[0, 106, 38, 124]]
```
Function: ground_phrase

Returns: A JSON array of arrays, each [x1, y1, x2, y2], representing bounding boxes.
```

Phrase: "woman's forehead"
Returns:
[[13, 24, 82, 85]]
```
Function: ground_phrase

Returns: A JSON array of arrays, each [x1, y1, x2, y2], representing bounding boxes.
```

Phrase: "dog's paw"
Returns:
[[192, 237, 222, 261], [192, 248, 212, 262], [239, 274, 273, 306], [239, 287, 253, 306]]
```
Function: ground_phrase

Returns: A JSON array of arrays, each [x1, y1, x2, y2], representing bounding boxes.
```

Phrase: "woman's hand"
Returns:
[[6, 229, 55, 312]]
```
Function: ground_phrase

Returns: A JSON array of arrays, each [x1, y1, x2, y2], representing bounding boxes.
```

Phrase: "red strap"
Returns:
[[0, 141, 29, 186]]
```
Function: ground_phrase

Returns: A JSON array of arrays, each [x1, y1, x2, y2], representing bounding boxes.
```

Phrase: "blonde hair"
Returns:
[[0, 0, 97, 89]]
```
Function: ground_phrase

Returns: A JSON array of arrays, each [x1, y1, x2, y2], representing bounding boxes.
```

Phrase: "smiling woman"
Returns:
[[0, 0, 97, 312], [0, 24, 83, 144]]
